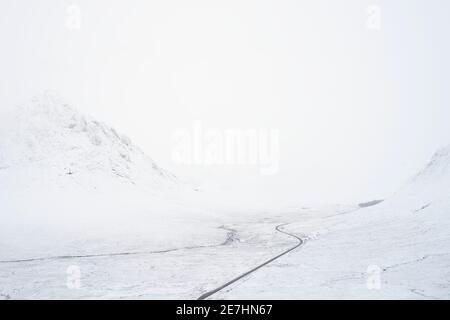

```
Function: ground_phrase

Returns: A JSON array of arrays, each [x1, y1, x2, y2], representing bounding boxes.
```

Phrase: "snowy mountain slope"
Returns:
[[0, 95, 220, 261], [0, 94, 177, 191], [216, 146, 450, 299]]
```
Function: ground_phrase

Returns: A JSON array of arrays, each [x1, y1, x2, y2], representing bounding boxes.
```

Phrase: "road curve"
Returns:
[[197, 223, 305, 300]]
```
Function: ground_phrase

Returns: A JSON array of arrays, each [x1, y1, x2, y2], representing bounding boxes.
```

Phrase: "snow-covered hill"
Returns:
[[0, 95, 218, 261], [0, 94, 177, 191], [216, 146, 450, 299]]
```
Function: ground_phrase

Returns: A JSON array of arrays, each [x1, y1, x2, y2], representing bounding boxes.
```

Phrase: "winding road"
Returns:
[[1, 222, 303, 300], [197, 223, 305, 300]]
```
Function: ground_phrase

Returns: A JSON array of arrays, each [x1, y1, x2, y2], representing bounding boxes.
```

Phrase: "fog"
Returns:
[[1, 0, 449, 205]]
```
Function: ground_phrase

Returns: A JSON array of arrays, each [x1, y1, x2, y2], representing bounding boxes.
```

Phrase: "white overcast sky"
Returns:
[[1, 0, 449, 204]]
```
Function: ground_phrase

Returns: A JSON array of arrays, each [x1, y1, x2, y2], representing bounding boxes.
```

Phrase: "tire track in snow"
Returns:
[[197, 223, 305, 300], [0, 226, 238, 264]]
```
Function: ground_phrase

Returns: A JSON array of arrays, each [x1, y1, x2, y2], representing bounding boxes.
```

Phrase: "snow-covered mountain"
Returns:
[[0, 94, 177, 191], [399, 145, 450, 200], [0, 95, 213, 261]]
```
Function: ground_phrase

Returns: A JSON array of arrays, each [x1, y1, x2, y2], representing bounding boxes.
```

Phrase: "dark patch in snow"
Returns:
[[415, 203, 431, 212], [218, 225, 240, 245], [358, 199, 384, 208], [410, 289, 439, 299]]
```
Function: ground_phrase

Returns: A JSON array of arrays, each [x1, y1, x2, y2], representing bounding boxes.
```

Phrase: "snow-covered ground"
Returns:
[[0, 96, 449, 299], [215, 148, 450, 299]]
